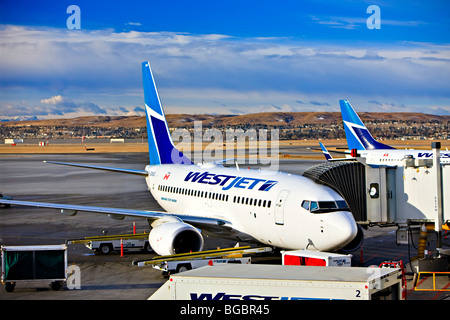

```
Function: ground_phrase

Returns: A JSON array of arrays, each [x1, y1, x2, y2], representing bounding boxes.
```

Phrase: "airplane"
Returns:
[[0, 62, 363, 255], [319, 100, 450, 165]]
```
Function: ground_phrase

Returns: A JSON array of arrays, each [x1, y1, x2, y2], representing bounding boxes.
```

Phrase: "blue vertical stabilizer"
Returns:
[[339, 100, 395, 150], [142, 62, 193, 165]]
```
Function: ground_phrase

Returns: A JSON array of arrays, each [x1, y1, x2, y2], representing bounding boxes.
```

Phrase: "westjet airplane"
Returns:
[[320, 100, 450, 165], [0, 62, 363, 255]]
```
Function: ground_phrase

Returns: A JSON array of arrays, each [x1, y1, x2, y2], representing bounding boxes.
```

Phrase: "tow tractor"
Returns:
[[133, 246, 273, 275]]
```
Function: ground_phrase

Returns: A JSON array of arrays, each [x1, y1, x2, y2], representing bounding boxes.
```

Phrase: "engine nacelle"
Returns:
[[149, 221, 204, 256], [339, 225, 364, 253]]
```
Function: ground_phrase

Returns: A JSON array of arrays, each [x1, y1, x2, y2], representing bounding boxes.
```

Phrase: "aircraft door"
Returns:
[[275, 190, 290, 225]]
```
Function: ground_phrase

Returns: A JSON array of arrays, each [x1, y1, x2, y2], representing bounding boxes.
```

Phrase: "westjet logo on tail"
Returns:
[[184, 171, 278, 191]]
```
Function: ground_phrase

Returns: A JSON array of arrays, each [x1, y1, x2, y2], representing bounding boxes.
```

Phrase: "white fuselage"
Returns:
[[144, 163, 358, 252], [352, 149, 450, 166]]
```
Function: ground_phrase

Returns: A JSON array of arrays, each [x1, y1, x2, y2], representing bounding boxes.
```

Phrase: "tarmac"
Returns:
[[1, 150, 449, 300]]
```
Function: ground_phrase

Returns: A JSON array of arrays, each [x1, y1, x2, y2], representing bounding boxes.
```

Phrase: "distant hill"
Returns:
[[2, 112, 449, 128]]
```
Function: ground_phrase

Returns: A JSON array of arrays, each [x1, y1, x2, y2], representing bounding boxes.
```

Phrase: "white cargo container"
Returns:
[[149, 264, 404, 300], [281, 249, 352, 267]]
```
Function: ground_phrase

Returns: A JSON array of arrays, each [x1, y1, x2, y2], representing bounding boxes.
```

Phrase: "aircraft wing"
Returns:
[[43, 161, 149, 176], [0, 199, 232, 231]]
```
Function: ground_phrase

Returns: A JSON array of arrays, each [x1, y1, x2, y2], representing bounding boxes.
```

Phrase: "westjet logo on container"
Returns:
[[184, 171, 278, 191], [190, 292, 337, 300]]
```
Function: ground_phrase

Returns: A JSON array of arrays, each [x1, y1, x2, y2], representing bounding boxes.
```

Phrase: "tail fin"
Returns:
[[142, 62, 193, 165], [339, 100, 395, 150], [319, 142, 333, 161]]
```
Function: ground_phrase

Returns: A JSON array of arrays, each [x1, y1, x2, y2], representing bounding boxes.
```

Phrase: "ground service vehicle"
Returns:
[[149, 264, 404, 300], [152, 257, 251, 274], [0, 193, 12, 207], [67, 233, 152, 255], [282, 249, 352, 267], [86, 237, 151, 255]]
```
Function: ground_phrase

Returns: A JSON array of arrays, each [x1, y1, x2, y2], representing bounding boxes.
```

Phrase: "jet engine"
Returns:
[[339, 225, 364, 253], [149, 220, 204, 256]]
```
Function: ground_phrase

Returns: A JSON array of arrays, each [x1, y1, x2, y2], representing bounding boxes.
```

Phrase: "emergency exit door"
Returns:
[[275, 190, 290, 225]]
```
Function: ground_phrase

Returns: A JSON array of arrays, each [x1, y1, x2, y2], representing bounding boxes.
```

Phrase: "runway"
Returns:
[[0, 152, 448, 300]]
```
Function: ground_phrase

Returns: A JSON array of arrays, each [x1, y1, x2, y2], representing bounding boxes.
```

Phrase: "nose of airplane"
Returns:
[[326, 211, 358, 250]]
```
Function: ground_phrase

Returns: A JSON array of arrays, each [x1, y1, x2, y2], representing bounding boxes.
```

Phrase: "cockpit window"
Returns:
[[301, 200, 349, 213], [301, 200, 310, 210], [336, 200, 348, 209]]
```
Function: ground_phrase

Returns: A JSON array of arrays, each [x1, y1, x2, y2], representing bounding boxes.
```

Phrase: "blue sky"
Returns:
[[1, 0, 449, 119]]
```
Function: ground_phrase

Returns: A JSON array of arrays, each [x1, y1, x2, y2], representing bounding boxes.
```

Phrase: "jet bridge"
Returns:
[[303, 142, 450, 273], [303, 142, 449, 230]]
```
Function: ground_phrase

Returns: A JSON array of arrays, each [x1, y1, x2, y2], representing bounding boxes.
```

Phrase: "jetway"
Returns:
[[303, 142, 449, 230], [304, 142, 449, 273]]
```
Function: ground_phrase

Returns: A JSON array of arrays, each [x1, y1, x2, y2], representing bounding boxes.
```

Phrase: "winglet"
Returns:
[[339, 100, 395, 150], [142, 62, 193, 165]]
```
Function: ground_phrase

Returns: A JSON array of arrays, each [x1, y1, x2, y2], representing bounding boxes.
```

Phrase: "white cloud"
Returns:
[[41, 95, 65, 105], [0, 25, 449, 118]]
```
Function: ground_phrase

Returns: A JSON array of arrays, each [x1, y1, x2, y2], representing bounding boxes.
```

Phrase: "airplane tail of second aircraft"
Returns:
[[339, 100, 395, 150], [142, 62, 193, 165]]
